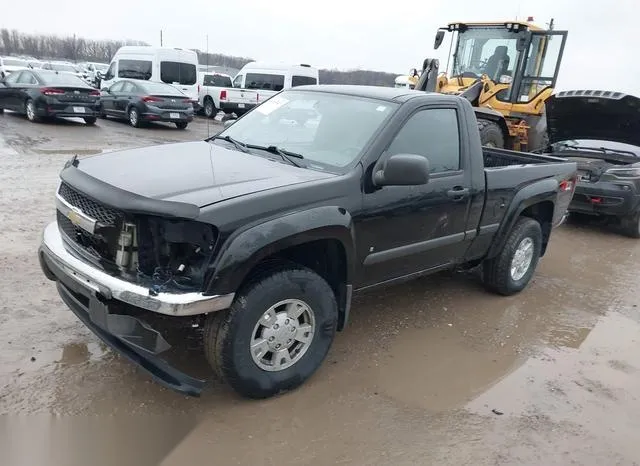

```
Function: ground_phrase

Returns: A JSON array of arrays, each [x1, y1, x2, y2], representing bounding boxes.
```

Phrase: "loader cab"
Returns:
[[435, 22, 567, 107]]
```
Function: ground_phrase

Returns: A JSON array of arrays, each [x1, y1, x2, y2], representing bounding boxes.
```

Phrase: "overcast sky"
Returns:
[[2, 0, 637, 94]]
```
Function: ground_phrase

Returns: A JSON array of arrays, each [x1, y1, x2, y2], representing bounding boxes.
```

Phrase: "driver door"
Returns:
[[511, 30, 568, 104]]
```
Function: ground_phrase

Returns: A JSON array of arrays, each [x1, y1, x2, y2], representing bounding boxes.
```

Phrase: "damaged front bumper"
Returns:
[[39, 221, 234, 317], [38, 221, 235, 396]]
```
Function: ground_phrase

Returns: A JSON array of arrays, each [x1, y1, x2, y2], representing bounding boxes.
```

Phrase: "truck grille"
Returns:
[[58, 182, 122, 225], [57, 182, 124, 262]]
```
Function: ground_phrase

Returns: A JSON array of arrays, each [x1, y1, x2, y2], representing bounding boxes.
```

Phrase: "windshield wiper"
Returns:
[[245, 144, 304, 167], [555, 142, 638, 157], [207, 135, 250, 153]]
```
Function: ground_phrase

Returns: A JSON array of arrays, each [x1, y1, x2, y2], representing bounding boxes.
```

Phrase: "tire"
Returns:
[[203, 97, 216, 118], [203, 266, 338, 399], [621, 211, 640, 238], [84, 117, 97, 125], [128, 106, 140, 128], [175, 122, 188, 130], [25, 99, 40, 122], [0, 107, 4, 114], [478, 119, 505, 148], [482, 217, 542, 296]]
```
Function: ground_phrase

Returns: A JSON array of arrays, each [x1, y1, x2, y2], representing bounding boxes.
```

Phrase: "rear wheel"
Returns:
[[482, 217, 542, 295], [203, 266, 338, 399], [621, 211, 640, 238], [128, 106, 140, 127], [175, 122, 188, 130], [84, 117, 97, 125], [203, 97, 216, 118], [478, 119, 504, 148], [25, 99, 40, 122]]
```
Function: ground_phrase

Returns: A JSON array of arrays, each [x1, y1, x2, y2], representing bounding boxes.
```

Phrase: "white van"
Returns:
[[220, 62, 319, 115], [100, 46, 199, 104]]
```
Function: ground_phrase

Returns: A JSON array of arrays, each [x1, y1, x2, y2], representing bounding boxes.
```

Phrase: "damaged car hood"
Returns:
[[545, 90, 640, 147], [72, 140, 334, 207]]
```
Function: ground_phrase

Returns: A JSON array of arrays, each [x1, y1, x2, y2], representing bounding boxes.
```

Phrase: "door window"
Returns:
[[516, 33, 566, 102], [120, 81, 136, 93], [109, 81, 125, 92], [386, 108, 460, 173], [4, 72, 21, 84], [245, 73, 285, 91], [292, 75, 317, 87], [160, 61, 197, 85], [17, 72, 37, 84], [118, 59, 152, 80]]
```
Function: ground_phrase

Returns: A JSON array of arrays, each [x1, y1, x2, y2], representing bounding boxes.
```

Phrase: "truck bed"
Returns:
[[483, 146, 569, 168], [479, 146, 577, 231]]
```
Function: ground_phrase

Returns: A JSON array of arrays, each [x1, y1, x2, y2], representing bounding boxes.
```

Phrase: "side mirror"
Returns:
[[434, 30, 446, 50], [373, 154, 430, 186]]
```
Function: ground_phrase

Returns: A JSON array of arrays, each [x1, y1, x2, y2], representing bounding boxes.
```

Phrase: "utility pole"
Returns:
[[160, 30, 163, 47]]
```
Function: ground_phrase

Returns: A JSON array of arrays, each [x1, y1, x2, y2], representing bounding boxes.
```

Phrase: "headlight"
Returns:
[[605, 166, 640, 179]]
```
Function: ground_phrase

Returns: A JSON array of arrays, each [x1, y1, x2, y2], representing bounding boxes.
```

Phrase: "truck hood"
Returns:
[[545, 91, 640, 147], [75, 141, 334, 207]]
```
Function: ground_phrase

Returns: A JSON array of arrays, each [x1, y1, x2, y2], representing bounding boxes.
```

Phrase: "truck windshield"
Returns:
[[217, 90, 398, 171], [453, 28, 519, 81]]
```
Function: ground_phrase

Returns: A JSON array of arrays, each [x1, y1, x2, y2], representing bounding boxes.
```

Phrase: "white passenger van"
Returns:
[[220, 62, 319, 115], [233, 62, 319, 92], [100, 46, 199, 104]]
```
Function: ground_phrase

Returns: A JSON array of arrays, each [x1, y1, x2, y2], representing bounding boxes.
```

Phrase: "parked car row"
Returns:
[[0, 68, 194, 129]]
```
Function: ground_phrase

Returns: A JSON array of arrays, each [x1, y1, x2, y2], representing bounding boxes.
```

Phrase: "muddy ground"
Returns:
[[1, 111, 640, 466]]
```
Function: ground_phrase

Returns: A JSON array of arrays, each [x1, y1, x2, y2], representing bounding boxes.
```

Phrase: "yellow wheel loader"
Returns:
[[415, 19, 568, 151]]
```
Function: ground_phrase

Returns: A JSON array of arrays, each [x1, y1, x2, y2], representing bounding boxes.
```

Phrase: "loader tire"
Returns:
[[478, 119, 505, 148]]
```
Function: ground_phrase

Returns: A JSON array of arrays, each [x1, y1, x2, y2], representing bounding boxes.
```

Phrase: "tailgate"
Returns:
[[226, 88, 259, 105]]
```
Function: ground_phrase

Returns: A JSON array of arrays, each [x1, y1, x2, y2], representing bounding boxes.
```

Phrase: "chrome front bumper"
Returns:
[[38, 221, 234, 316]]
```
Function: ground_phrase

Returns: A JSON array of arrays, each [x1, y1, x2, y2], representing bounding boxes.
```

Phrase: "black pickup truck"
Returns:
[[38, 85, 577, 399]]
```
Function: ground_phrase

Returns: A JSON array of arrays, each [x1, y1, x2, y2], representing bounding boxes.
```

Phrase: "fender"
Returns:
[[206, 206, 355, 295], [486, 177, 558, 259]]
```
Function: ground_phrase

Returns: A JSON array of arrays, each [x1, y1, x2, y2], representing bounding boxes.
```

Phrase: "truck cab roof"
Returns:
[[288, 84, 461, 103]]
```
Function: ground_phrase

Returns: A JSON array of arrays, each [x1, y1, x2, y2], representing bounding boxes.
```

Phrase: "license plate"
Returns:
[[238, 103, 245, 109], [73, 107, 86, 113], [169, 112, 180, 119]]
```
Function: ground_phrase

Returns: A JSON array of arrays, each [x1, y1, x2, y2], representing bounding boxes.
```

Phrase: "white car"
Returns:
[[0, 57, 31, 78]]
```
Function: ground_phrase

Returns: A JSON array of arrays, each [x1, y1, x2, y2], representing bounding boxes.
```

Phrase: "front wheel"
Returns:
[[175, 122, 188, 130], [203, 266, 338, 399], [84, 117, 97, 125], [482, 217, 542, 295]]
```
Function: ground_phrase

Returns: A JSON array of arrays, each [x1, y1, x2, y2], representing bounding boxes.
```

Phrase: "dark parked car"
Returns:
[[38, 86, 577, 399], [544, 90, 640, 237], [0, 69, 100, 124], [99, 79, 194, 129]]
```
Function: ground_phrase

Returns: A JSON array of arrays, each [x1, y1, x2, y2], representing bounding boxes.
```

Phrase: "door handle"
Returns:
[[446, 187, 470, 200]]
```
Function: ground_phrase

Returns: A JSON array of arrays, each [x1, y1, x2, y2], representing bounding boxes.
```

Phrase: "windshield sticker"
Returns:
[[376, 105, 387, 112], [257, 96, 289, 115]]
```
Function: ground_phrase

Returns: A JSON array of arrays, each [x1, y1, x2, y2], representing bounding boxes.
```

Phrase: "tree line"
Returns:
[[1, 29, 398, 86]]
